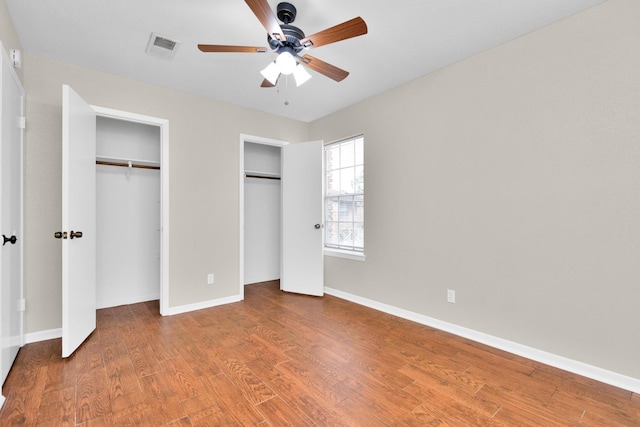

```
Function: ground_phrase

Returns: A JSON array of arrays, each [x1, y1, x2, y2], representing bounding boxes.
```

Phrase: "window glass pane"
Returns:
[[340, 141, 355, 168], [355, 138, 364, 165], [340, 167, 355, 194], [326, 222, 339, 245], [339, 222, 354, 247], [326, 198, 339, 221], [354, 223, 364, 249], [338, 196, 354, 222], [326, 145, 340, 171], [326, 170, 340, 196], [354, 195, 364, 222], [354, 165, 364, 193]]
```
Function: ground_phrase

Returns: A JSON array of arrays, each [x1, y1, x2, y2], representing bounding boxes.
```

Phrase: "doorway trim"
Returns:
[[92, 106, 170, 315], [239, 134, 288, 300]]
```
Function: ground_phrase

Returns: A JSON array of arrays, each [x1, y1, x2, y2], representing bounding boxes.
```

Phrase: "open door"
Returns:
[[1, 43, 25, 385], [281, 140, 324, 296], [60, 85, 97, 358]]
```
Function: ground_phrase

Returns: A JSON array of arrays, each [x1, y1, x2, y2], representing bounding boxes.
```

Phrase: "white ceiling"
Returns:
[[6, 0, 604, 122]]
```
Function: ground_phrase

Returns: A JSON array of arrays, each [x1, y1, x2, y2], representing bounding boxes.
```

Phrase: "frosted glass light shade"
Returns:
[[293, 64, 312, 86], [276, 51, 297, 75], [260, 61, 280, 85]]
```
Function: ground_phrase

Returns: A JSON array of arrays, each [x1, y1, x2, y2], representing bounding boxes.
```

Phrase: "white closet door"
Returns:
[[281, 140, 324, 296], [61, 85, 97, 358]]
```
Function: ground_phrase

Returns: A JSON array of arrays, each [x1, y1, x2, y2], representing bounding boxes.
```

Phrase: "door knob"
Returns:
[[314, 224, 321, 229], [2, 234, 17, 246], [70, 230, 83, 239], [54, 231, 68, 239]]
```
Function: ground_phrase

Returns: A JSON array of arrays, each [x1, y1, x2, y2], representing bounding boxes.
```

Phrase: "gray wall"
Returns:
[[310, 0, 640, 379], [0, 0, 20, 79]]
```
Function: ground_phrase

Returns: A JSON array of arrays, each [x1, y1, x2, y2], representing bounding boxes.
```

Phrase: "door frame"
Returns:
[[239, 134, 288, 299], [93, 106, 170, 315]]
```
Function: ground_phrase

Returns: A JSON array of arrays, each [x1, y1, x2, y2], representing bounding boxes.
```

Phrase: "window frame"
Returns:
[[323, 135, 365, 261]]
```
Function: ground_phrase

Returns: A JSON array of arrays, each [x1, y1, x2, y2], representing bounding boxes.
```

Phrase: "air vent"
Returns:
[[145, 33, 181, 60]]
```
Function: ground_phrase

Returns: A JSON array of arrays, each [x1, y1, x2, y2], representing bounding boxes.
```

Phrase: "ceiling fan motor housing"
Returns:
[[277, 2, 297, 24], [268, 28, 305, 52], [268, 4, 306, 54]]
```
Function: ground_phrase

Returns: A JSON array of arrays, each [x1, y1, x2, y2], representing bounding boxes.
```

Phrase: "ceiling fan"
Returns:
[[197, 0, 368, 87]]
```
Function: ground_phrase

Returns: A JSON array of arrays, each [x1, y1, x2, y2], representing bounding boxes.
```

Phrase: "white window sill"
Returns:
[[324, 248, 366, 261]]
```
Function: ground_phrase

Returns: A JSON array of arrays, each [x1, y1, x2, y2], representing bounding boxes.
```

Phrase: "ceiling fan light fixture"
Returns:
[[276, 51, 297, 75], [293, 64, 312, 86], [260, 61, 280, 85]]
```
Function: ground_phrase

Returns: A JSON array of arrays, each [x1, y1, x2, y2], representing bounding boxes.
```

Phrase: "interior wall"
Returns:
[[244, 142, 281, 284], [96, 116, 160, 308], [310, 0, 640, 380], [20, 53, 308, 334], [0, 0, 21, 80]]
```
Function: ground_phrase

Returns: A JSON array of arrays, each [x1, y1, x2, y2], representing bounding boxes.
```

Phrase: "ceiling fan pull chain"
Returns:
[[284, 74, 290, 106]]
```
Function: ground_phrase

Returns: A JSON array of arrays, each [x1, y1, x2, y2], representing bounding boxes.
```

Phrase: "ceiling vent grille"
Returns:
[[145, 33, 181, 60]]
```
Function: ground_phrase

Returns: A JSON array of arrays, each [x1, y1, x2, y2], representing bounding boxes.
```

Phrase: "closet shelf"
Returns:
[[244, 170, 281, 180], [96, 155, 160, 170]]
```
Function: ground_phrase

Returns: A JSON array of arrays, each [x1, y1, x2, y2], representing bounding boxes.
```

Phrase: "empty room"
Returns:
[[0, 0, 638, 425]]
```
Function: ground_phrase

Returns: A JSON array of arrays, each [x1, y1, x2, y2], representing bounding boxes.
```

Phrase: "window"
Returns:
[[324, 136, 364, 257]]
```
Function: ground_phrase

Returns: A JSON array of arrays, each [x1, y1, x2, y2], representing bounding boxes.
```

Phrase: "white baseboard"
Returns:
[[244, 276, 280, 285], [24, 295, 243, 344], [25, 328, 62, 344], [163, 295, 242, 316], [325, 286, 640, 394], [97, 293, 160, 309]]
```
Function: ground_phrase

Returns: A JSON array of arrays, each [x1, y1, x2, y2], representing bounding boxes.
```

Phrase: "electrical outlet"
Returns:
[[207, 273, 214, 284], [447, 289, 456, 304]]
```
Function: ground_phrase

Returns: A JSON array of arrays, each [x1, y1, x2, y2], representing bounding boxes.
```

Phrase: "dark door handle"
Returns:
[[314, 224, 321, 229], [70, 230, 83, 239], [2, 234, 17, 246]]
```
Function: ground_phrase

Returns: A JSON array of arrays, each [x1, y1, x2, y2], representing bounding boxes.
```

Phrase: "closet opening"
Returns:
[[92, 109, 169, 313], [239, 135, 287, 298]]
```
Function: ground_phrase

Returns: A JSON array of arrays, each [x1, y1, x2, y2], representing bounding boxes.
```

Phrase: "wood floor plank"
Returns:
[[215, 356, 277, 405], [332, 396, 393, 426], [75, 369, 112, 424], [400, 362, 486, 396], [137, 372, 186, 424], [477, 383, 581, 425], [403, 378, 502, 420], [160, 355, 207, 402], [173, 338, 222, 379], [266, 375, 347, 425], [254, 396, 312, 427], [198, 374, 265, 426], [37, 386, 75, 426], [128, 340, 162, 378], [0, 280, 637, 426]]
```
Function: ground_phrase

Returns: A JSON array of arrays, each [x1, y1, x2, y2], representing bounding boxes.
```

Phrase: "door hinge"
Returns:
[[19, 299, 26, 312], [18, 117, 26, 129]]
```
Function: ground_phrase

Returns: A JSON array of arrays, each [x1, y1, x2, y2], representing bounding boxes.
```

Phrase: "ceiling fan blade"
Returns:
[[300, 55, 349, 82], [261, 77, 279, 87], [198, 44, 268, 53], [299, 17, 368, 49], [245, 0, 286, 42]]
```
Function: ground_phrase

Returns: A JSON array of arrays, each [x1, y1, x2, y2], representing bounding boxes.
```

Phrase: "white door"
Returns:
[[61, 85, 97, 358], [0, 44, 25, 383], [281, 140, 324, 296]]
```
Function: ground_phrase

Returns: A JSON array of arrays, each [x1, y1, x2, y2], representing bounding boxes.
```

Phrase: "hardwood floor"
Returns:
[[1, 280, 638, 426]]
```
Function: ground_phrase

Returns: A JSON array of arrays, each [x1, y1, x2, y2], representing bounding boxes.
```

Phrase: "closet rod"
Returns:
[[96, 160, 160, 170], [245, 174, 280, 181]]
